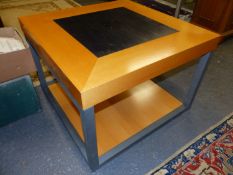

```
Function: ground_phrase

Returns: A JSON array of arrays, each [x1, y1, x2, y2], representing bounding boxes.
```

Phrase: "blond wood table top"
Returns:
[[19, 0, 220, 109]]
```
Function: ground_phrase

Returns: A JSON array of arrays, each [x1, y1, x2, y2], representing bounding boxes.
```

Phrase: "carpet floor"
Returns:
[[0, 1, 233, 175], [0, 38, 232, 175]]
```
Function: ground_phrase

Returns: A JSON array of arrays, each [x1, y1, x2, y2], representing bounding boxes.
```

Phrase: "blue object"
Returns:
[[0, 75, 40, 126]]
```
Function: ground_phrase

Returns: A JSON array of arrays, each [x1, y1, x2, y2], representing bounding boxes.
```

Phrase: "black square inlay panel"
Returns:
[[54, 7, 177, 57]]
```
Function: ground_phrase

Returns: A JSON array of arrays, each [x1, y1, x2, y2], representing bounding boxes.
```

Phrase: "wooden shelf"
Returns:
[[49, 80, 182, 156]]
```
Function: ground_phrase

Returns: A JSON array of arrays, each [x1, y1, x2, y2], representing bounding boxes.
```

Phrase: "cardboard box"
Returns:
[[0, 27, 36, 83]]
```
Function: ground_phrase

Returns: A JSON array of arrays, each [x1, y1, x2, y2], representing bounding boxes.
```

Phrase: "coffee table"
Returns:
[[19, 0, 220, 170]]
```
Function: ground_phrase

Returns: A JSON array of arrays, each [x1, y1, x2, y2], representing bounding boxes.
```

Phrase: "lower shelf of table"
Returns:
[[49, 80, 182, 156]]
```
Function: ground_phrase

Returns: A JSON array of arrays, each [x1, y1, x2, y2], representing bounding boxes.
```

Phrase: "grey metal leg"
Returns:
[[184, 52, 211, 108], [80, 107, 99, 170], [29, 44, 49, 92], [175, 0, 183, 18], [29, 43, 99, 171]]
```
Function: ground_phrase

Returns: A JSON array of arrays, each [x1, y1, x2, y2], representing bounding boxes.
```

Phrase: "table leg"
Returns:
[[80, 107, 99, 170], [29, 43, 99, 171], [175, 0, 183, 18], [28, 41, 212, 171], [184, 52, 211, 108], [29, 44, 48, 91]]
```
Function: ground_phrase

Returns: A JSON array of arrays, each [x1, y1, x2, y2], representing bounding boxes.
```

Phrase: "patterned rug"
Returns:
[[147, 112, 233, 175]]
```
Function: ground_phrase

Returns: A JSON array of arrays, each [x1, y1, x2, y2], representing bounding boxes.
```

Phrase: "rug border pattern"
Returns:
[[147, 112, 233, 175]]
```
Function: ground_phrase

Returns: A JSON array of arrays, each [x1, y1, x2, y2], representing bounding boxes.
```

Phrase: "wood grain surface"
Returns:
[[19, 0, 221, 109], [49, 81, 182, 156]]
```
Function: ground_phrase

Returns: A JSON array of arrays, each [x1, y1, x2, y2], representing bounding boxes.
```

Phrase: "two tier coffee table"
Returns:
[[19, 0, 220, 170]]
